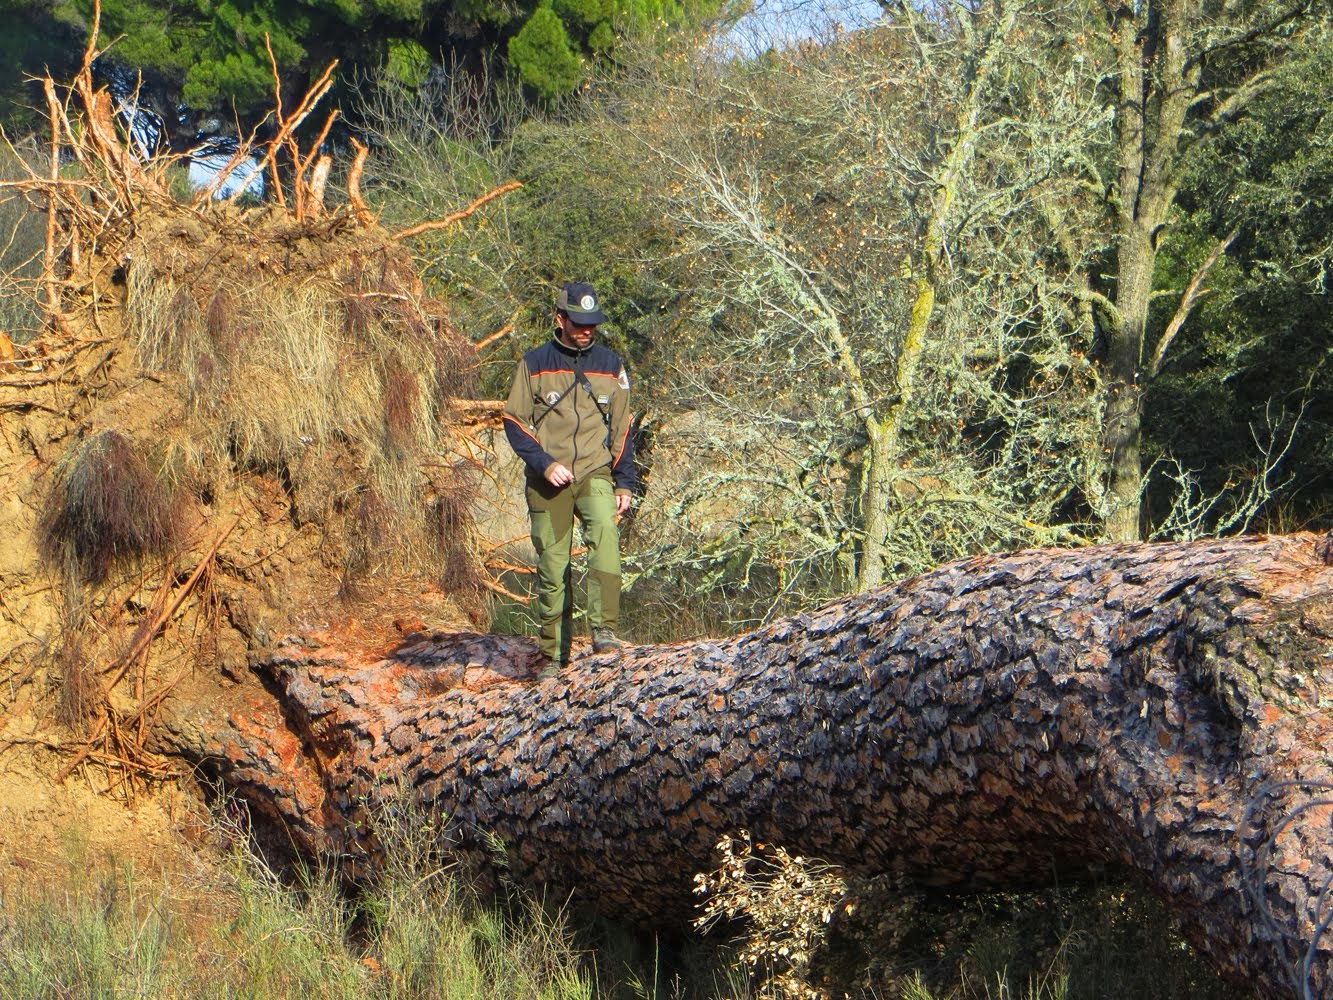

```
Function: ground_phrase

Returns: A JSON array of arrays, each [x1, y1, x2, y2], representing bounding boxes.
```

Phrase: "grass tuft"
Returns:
[[53, 628, 98, 730], [0, 813, 1244, 999], [205, 285, 244, 358], [38, 429, 181, 584], [123, 231, 483, 594], [429, 465, 487, 619], [381, 352, 420, 459]]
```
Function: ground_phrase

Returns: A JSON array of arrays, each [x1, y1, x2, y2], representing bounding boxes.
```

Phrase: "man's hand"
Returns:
[[615, 493, 632, 515], [544, 463, 574, 487]]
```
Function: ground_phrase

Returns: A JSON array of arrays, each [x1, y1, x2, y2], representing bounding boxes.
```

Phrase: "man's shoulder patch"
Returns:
[[618, 370, 630, 391]]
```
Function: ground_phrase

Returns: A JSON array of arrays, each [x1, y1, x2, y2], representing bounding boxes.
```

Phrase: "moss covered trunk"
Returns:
[[157, 533, 1333, 1000]]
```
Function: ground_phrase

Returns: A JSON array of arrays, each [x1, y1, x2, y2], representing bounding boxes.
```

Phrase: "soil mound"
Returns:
[[0, 55, 505, 867]]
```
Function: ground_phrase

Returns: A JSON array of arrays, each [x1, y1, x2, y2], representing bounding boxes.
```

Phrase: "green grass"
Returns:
[[0, 824, 1255, 1000], [0, 819, 598, 1000]]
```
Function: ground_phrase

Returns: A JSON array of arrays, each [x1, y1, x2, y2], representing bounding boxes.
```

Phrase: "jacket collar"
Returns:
[[551, 333, 594, 358]]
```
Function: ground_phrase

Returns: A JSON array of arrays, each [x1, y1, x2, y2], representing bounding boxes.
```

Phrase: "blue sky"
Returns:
[[723, 0, 885, 55]]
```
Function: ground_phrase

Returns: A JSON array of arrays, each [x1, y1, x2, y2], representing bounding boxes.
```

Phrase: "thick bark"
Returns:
[[156, 533, 1333, 1000]]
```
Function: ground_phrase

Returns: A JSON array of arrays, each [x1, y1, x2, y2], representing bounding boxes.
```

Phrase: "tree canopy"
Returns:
[[362, 0, 1332, 622], [0, 0, 723, 135]]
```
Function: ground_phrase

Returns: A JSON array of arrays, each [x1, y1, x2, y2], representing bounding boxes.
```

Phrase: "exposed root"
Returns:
[[392, 181, 523, 241], [53, 522, 233, 786], [0, 0, 527, 803]]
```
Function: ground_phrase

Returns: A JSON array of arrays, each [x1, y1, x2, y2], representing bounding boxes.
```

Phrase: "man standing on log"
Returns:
[[503, 282, 636, 674]]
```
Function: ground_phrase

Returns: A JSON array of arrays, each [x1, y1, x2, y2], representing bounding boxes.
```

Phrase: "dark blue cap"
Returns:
[[556, 282, 607, 325]]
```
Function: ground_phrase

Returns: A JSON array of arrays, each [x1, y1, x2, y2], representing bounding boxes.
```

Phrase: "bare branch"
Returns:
[[1150, 229, 1236, 377], [1183, 1, 1316, 75], [392, 181, 523, 240]]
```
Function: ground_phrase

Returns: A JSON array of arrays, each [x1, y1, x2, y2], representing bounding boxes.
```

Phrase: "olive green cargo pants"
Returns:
[[525, 469, 621, 662]]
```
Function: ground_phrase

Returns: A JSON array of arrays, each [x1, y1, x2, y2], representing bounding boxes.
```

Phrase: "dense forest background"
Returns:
[[3, 0, 1330, 628]]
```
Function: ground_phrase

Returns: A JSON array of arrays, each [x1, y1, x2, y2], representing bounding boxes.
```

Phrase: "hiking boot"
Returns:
[[591, 628, 627, 654], [535, 655, 564, 679]]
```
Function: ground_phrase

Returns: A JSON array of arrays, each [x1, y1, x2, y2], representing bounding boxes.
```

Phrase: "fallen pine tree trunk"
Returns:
[[154, 532, 1333, 999]]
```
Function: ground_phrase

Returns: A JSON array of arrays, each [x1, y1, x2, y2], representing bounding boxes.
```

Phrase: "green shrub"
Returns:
[[0, 141, 48, 343], [509, 8, 584, 101], [692, 832, 1248, 1000]]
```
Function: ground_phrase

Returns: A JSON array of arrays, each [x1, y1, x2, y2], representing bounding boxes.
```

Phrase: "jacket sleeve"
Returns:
[[502, 357, 556, 477], [608, 358, 637, 495]]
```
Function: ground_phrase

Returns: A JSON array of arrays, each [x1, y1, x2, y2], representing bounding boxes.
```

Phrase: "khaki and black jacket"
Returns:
[[502, 337, 636, 495]]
